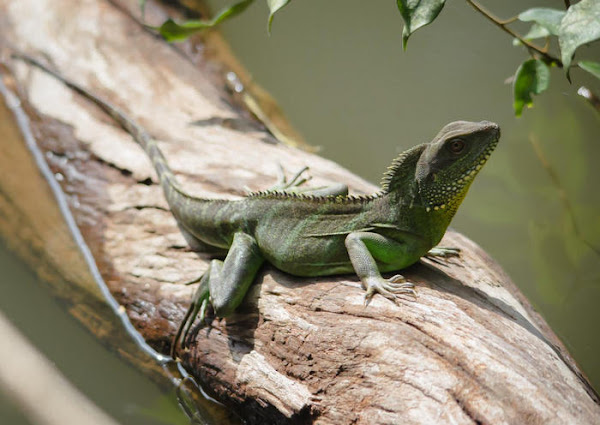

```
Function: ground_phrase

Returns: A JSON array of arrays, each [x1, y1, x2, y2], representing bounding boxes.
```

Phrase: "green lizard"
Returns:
[[16, 54, 499, 356]]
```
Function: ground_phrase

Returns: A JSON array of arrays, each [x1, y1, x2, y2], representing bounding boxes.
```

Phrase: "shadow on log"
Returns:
[[0, 0, 598, 424]]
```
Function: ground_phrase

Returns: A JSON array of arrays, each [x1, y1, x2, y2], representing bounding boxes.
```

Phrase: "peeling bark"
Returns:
[[0, 0, 598, 424]]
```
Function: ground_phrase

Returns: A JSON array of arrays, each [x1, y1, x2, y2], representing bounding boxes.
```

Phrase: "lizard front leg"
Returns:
[[172, 232, 264, 356], [345, 232, 417, 304]]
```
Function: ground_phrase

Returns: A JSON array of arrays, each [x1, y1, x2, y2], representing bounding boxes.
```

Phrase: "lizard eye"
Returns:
[[447, 139, 465, 154]]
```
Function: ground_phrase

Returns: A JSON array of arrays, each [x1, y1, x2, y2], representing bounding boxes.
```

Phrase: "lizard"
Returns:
[[14, 54, 500, 357]]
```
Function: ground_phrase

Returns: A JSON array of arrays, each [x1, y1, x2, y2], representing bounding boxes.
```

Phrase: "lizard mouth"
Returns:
[[423, 133, 499, 212], [459, 134, 499, 183]]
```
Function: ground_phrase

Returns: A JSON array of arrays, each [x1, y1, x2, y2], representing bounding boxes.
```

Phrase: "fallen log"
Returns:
[[0, 0, 598, 424]]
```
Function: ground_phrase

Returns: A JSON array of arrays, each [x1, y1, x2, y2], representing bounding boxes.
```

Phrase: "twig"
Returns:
[[577, 86, 600, 115], [466, 0, 563, 67], [529, 134, 600, 257]]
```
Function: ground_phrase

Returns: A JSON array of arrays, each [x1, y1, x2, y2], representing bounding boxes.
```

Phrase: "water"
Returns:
[[0, 243, 190, 425], [208, 0, 600, 390]]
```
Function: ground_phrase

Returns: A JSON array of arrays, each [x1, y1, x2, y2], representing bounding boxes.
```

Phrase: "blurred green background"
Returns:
[[207, 0, 600, 389]]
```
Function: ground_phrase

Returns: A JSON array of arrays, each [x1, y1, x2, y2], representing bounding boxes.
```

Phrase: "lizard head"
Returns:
[[414, 120, 500, 214]]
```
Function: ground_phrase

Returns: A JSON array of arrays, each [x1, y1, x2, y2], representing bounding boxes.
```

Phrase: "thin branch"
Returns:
[[577, 86, 600, 115], [529, 134, 600, 257], [466, 0, 563, 67], [498, 16, 518, 25]]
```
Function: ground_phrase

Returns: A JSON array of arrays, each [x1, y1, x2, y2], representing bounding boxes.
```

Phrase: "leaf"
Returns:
[[518, 8, 565, 35], [157, 0, 254, 42], [157, 19, 211, 42], [559, 0, 600, 70], [513, 23, 551, 46], [396, 0, 446, 50], [513, 59, 550, 116], [267, 0, 291, 33], [523, 23, 552, 40], [578, 61, 600, 80]]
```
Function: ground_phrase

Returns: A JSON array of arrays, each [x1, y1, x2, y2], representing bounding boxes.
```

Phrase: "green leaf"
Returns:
[[513, 23, 551, 46], [267, 0, 291, 33], [559, 0, 600, 70], [157, 0, 254, 42], [579, 61, 600, 80], [513, 59, 550, 116], [523, 23, 552, 40], [518, 8, 565, 35], [396, 0, 446, 50], [157, 19, 212, 42]]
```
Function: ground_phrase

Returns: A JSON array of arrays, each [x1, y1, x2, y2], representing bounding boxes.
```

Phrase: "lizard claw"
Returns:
[[362, 276, 417, 305], [270, 164, 312, 192], [389, 274, 407, 283], [426, 246, 461, 258]]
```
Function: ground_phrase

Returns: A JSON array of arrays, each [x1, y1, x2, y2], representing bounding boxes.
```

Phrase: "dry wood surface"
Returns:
[[0, 0, 599, 424]]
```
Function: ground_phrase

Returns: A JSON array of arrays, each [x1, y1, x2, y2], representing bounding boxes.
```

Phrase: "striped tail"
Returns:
[[15, 53, 191, 206]]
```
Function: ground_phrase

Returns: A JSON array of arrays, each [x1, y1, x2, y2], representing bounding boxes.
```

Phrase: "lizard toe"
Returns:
[[389, 274, 407, 283]]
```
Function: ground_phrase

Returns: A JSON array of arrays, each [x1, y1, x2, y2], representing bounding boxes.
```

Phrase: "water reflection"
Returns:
[[0, 243, 190, 425]]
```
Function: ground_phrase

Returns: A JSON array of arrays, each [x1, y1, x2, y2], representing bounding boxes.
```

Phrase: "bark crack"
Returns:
[[451, 392, 483, 425]]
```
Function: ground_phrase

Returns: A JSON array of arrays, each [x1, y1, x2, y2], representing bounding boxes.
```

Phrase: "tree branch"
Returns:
[[465, 0, 563, 67]]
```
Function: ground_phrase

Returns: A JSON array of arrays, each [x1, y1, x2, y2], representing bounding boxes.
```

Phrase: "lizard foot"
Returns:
[[363, 275, 416, 306], [270, 164, 312, 192], [171, 277, 210, 359], [426, 246, 461, 258]]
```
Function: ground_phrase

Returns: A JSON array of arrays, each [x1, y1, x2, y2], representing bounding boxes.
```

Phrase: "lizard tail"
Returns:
[[13, 53, 189, 204]]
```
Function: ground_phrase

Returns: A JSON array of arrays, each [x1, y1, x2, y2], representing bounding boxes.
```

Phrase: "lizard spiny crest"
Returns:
[[247, 190, 379, 204], [380, 144, 426, 194]]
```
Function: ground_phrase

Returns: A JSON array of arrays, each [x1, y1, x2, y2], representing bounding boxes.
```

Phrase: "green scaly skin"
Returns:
[[17, 55, 500, 357]]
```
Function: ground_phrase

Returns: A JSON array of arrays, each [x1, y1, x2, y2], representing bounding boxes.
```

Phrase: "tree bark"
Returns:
[[0, 1, 598, 424]]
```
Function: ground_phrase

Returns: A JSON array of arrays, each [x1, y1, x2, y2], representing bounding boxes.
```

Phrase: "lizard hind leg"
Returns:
[[264, 164, 312, 192], [268, 164, 349, 197], [171, 267, 211, 358], [171, 232, 265, 358]]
